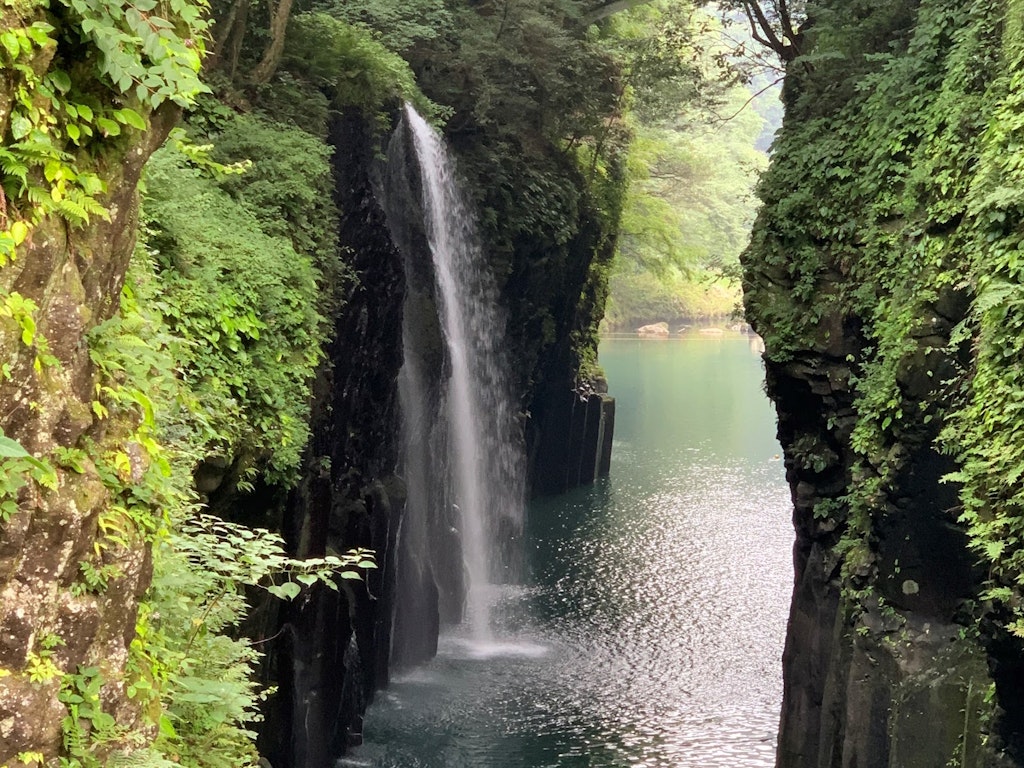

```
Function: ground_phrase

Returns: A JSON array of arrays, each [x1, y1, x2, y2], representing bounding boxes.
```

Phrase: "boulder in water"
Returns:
[[637, 322, 670, 336]]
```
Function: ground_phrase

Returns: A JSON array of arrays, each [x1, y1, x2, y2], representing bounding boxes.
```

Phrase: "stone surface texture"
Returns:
[[0, 81, 176, 761]]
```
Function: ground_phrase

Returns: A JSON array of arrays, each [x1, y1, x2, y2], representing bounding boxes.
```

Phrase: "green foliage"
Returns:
[[0, 14, 110, 264], [245, 74, 332, 138], [26, 633, 63, 685], [60, 666, 123, 765], [617, 102, 767, 271], [446, 0, 618, 146], [0, 292, 58, 372], [0, 428, 56, 523], [0, 0, 385, 764], [87, 274, 186, 538], [309, 0, 453, 54], [941, 18, 1024, 638], [0, 0, 209, 265], [61, 0, 209, 107], [605, 266, 739, 328], [79, 253, 375, 767], [129, 517, 374, 768], [140, 143, 326, 484], [746, 0, 993, 355], [608, 7, 770, 329], [208, 113, 340, 274], [52, 515, 376, 768], [602, 2, 735, 123], [411, 0, 628, 249], [281, 12, 441, 121]]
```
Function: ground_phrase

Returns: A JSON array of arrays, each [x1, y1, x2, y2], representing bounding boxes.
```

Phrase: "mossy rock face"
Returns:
[[744, 0, 1024, 763], [783, 595, 1007, 768], [888, 636, 993, 768], [0, 39, 177, 758], [844, 613, 1004, 768]]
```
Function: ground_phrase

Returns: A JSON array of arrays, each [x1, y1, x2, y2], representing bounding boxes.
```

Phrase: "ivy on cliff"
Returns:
[[1, 0, 216, 759], [51, 217, 376, 768], [943, 7, 1024, 637], [743, 0, 1024, 646]]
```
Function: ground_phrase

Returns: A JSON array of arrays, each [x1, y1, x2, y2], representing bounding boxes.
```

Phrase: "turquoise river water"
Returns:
[[345, 334, 793, 767]]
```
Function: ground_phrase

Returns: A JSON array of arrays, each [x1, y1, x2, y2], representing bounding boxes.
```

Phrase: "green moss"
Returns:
[[743, 0, 1021, 627]]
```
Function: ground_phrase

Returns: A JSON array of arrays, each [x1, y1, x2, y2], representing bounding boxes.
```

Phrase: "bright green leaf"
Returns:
[[0, 31, 19, 59], [0, 434, 30, 458], [48, 70, 71, 93]]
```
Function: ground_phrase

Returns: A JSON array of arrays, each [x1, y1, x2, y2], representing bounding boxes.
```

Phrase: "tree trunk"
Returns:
[[207, 0, 250, 76], [250, 0, 293, 84]]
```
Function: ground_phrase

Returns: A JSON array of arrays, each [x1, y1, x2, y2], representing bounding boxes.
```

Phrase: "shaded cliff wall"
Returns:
[[742, 0, 1024, 764], [500, 156, 621, 497], [523, 201, 618, 497], [256, 110, 407, 768]]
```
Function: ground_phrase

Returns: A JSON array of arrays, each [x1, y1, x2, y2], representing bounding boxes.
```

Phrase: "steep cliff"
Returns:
[[232, 108, 407, 768], [0, 0, 207, 760], [743, 0, 1024, 764]]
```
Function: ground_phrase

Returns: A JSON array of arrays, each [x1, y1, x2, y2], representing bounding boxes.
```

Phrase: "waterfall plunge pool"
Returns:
[[345, 334, 793, 768]]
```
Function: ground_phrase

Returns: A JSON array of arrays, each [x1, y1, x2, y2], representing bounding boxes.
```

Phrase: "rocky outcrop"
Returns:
[[0, 95, 177, 760], [519, 194, 619, 498], [637, 322, 670, 336], [759, 314, 997, 767], [743, 0, 1024, 764], [529, 385, 614, 496]]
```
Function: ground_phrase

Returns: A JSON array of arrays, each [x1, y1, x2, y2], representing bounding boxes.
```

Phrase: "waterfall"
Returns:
[[394, 105, 525, 648]]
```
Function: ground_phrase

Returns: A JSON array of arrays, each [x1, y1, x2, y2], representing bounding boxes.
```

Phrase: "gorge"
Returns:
[[7, 1, 1024, 767]]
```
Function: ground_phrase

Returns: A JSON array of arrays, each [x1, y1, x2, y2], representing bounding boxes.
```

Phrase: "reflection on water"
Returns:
[[350, 336, 792, 767]]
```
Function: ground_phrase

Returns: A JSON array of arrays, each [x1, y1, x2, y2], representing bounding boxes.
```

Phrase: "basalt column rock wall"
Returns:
[[519, 200, 619, 498], [743, 1, 1024, 765], [257, 110, 407, 768]]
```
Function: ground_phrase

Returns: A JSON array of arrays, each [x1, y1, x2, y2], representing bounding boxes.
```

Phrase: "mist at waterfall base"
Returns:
[[347, 335, 792, 767]]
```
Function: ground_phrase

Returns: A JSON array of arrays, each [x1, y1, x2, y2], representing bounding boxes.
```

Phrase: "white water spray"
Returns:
[[403, 104, 524, 643]]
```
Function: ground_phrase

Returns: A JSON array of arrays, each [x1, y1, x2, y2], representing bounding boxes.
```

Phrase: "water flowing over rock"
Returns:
[[257, 104, 618, 767], [389, 104, 526, 653]]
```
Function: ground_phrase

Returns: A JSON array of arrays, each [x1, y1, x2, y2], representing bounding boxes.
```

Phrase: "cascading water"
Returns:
[[394, 104, 525, 648]]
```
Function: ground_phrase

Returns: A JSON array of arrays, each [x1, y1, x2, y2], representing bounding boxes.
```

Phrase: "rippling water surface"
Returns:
[[347, 335, 793, 767]]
